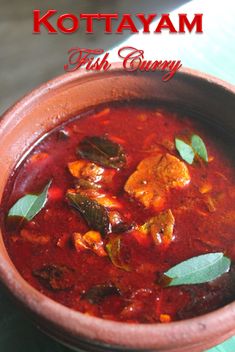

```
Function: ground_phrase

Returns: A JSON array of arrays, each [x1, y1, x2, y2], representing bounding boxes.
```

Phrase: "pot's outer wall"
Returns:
[[0, 66, 235, 352]]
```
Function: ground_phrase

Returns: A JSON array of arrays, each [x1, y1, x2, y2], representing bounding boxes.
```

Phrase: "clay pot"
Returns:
[[0, 65, 235, 352]]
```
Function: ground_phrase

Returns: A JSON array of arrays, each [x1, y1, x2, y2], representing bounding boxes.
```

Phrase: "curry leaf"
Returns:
[[8, 180, 52, 221], [191, 134, 208, 162], [106, 236, 131, 271], [163, 252, 231, 287], [77, 136, 126, 169], [82, 284, 120, 304], [33, 264, 75, 291], [175, 135, 208, 165], [67, 192, 110, 236], [175, 138, 195, 165]]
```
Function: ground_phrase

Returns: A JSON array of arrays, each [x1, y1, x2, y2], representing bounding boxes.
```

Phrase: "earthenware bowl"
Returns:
[[0, 65, 235, 352]]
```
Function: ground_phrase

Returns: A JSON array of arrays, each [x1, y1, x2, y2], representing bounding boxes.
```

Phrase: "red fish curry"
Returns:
[[1, 102, 235, 323]]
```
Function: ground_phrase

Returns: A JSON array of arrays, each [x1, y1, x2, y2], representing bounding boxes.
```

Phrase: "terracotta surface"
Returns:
[[0, 66, 235, 352]]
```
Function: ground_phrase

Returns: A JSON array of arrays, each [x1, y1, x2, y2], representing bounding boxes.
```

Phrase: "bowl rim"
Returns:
[[0, 64, 235, 350], [1, 64, 235, 120]]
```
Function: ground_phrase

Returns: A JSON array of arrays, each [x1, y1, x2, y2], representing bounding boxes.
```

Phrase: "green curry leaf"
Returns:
[[191, 134, 208, 162], [8, 180, 52, 221], [175, 138, 195, 165], [163, 252, 231, 287], [175, 135, 208, 165], [77, 136, 126, 169], [67, 192, 110, 236]]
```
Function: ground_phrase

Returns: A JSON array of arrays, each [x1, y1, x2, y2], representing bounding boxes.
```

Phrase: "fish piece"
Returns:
[[73, 231, 107, 257], [156, 154, 190, 189], [125, 153, 190, 209], [139, 210, 175, 246], [20, 229, 50, 245], [68, 160, 105, 183]]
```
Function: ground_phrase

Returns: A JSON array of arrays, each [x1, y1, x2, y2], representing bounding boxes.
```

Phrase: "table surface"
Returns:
[[1, 0, 235, 351]]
